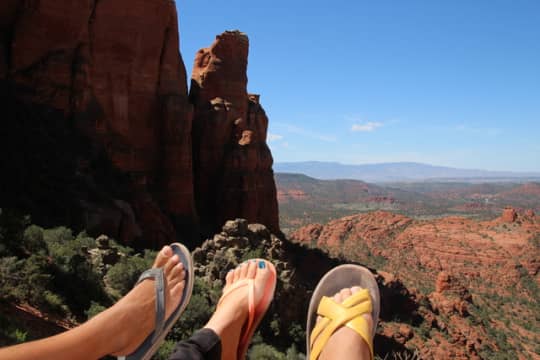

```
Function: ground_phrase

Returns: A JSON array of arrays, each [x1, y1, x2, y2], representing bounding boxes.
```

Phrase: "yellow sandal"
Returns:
[[306, 264, 380, 360]]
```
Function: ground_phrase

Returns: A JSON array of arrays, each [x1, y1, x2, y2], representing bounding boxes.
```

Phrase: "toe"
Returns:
[[171, 280, 185, 297], [239, 262, 249, 279], [169, 262, 184, 283], [225, 269, 234, 285], [254, 261, 272, 283], [169, 281, 185, 309], [169, 269, 184, 289], [246, 260, 257, 279], [333, 291, 343, 303], [255, 260, 268, 274], [164, 254, 180, 274], [233, 266, 242, 282], [340, 288, 352, 300], [153, 246, 173, 268]]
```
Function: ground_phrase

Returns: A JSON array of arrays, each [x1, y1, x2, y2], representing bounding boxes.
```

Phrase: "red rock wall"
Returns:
[[190, 31, 280, 237], [1, 5, 280, 246], [2, 0, 195, 247]]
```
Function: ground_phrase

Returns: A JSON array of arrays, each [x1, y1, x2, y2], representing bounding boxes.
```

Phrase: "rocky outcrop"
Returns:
[[1, 4, 280, 247], [192, 219, 344, 350], [192, 219, 502, 359], [291, 210, 540, 358], [291, 210, 540, 287], [86, 235, 122, 275], [429, 271, 472, 316], [190, 31, 280, 238], [291, 211, 413, 255], [501, 206, 517, 223]]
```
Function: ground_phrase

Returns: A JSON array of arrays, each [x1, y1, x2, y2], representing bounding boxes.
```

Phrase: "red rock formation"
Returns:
[[430, 271, 472, 316], [1, 0, 195, 247], [291, 211, 412, 253], [190, 31, 280, 236], [1, 5, 281, 247], [501, 206, 518, 223], [291, 211, 540, 358]]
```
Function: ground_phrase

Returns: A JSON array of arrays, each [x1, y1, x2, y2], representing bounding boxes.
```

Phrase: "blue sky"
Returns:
[[176, 0, 540, 172]]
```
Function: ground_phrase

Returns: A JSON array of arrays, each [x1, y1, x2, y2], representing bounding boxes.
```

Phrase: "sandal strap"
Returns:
[[217, 278, 256, 346], [310, 289, 374, 360], [136, 268, 165, 343]]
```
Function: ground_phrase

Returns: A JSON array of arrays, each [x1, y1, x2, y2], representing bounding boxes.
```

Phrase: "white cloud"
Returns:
[[267, 133, 284, 142], [273, 122, 337, 142], [351, 122, 383, 132]]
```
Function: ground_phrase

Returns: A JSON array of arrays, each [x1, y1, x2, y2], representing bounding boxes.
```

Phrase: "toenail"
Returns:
[[258, 261, 266, 269]]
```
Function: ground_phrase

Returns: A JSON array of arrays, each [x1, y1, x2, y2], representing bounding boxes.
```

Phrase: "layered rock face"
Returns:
[[290, 209, 540, 358], [1, 0, 194, 246], [190, 31, 280, 237], [291, 209, 539, 287], [1, 3, 280, 246]]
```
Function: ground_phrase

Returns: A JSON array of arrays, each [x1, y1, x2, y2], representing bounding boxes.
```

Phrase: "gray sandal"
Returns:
[[306, 264, 380, 360], [118, 243, 194, 360]]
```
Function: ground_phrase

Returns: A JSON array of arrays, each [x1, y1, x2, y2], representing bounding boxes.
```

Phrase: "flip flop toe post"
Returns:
[[119, 243, 194, 360], [218, 259, 277, 360]]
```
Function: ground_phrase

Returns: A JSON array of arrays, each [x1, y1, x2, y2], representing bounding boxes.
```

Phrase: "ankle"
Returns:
[[205, 306, 247, 336]]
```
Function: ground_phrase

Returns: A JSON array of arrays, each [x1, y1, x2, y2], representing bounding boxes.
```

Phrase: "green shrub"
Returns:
[[285, 344, 305, 360], [105, 256, 152, 297], [287, 322, 306, 345], [42, 291, 68, 316], [248, 343, 286, 360], [22, 225, 47, 254], [166, 278, 220, 341], [0, 256, 24, 300], [43, 227, 74, 247], [20, 254, 53, 303], [85, 301, 107, 320], [154, 339, 177, 360], [241, 248, 264, 262], [13, 329, 27, 343]]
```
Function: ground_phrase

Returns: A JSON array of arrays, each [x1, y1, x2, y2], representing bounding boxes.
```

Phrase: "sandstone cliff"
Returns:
[[0, 2, 279, 247], [190, 31, 280, 238]]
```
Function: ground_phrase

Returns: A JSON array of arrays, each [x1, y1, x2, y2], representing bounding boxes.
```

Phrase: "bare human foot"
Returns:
[[204, 260, 274, 360], [104, 245, 186, 356], [0, 245, 186, 360], [315, 286, 373, 360]]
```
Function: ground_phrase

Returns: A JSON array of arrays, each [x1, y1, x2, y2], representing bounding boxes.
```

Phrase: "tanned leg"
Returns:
[[204, 260, 273, 360], [315, 286, 373, 360], [0, 245, 186, 360]]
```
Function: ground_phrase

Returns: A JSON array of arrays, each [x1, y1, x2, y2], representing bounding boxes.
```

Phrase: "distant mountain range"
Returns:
[[274, 161, 540, 182]]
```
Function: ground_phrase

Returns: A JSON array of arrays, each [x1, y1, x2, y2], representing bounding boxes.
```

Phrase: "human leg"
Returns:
[[0, 245, 186, 360], [306, 264, 380, 360], [316, 287, 373, 360], [168, 259, 276, 360]]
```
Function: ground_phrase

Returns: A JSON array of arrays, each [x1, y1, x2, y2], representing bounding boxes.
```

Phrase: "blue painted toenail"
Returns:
[[258, 261, 265, 269]]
